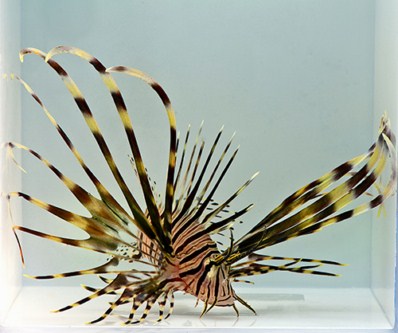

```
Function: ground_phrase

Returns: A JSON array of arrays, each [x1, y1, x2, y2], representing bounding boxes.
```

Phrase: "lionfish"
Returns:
[[4, 46, 397, 325]]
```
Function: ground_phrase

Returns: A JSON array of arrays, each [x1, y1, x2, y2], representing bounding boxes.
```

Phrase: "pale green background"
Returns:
[[13, 0, 383, 290]]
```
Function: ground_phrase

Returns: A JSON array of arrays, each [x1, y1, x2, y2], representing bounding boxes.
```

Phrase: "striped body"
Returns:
[[169, 222, 234, 307], [135, 209, 236, 309], [5, 46, 396, 324]]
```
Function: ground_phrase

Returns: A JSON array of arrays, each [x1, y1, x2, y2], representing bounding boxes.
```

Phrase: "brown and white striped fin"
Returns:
[[44, 46, 169, 252], [230, 115, 396, 262], [19, 48, 158, 243], [107, 65, 177, 238], [19, 48, 145, 217]]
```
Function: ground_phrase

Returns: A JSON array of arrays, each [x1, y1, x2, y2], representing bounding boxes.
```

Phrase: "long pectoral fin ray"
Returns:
[[19, 48, 160, 244]]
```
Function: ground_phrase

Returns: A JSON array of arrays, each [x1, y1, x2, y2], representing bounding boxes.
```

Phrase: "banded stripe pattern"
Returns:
[[4, 46, 396, 324]]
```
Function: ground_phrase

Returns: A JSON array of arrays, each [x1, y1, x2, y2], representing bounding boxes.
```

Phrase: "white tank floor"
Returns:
[[1, 286, 393, 332]]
